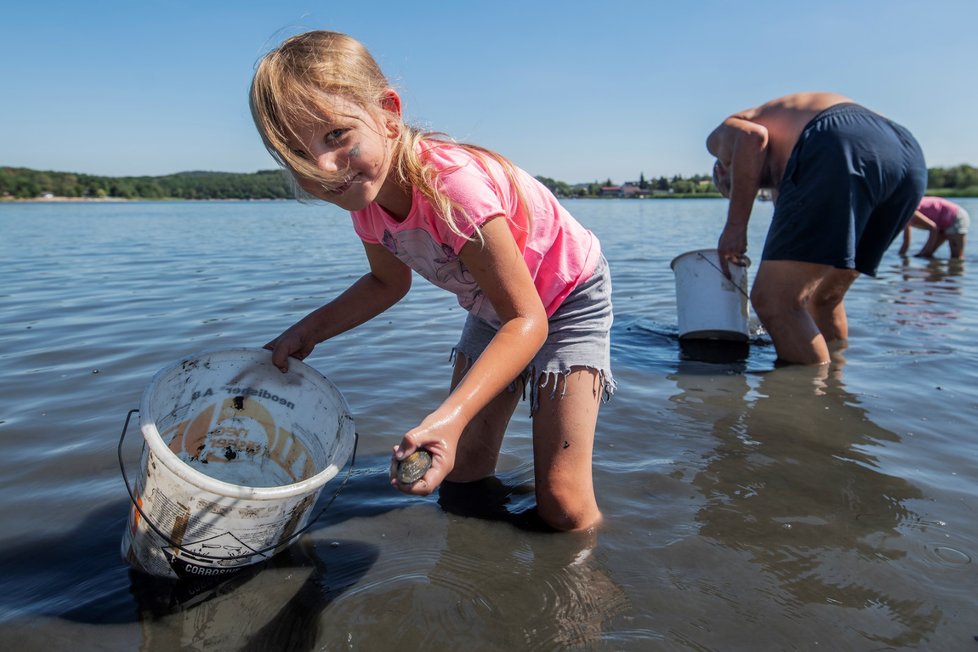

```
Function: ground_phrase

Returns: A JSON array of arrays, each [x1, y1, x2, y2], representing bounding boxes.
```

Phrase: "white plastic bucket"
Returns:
[[670, 249, 751, 341], [119, 348, 356, 580]]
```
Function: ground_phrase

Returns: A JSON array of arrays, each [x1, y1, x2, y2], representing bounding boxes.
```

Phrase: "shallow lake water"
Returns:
[[1, 197, 975, 650]]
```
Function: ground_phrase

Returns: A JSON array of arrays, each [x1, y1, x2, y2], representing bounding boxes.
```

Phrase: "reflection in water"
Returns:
[[432, 472, 629, 649], [114, 464, 392, 651], [131, 539, 378, 651], [670, 360, 940, 648], [123, 465, 629, 650], [300, 468, 631, 650], [893, 258, 965, 329], [411, 521, 628, 649], [900, 256, 966, 284], [0, 502, 375, 650]]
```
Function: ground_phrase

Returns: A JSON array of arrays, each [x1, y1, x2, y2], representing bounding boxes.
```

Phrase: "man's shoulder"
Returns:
[[758, 92, 854, 118]]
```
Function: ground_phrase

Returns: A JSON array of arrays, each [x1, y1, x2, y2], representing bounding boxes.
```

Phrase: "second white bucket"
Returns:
[[670, 248, 751, 341], [119, 348, 357, 580]]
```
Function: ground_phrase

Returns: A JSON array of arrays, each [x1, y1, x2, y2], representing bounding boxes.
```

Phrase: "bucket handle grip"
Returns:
[[696, 252, 750, 300], [118, 408, 359, 563]]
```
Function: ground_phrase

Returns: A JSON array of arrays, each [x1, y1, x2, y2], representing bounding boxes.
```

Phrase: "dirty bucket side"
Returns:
[[120, 348, 356, 580], [670, 249, 751, 341]]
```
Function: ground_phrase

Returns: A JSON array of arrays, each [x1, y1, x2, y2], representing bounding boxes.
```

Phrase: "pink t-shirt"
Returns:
[[917, 196, 960, 231], [351, 142, 600, 326]]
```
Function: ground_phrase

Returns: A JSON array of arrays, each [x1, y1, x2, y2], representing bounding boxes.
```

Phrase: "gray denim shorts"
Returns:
[[945, 207, 970, 236], [452, 255, 615, 413]]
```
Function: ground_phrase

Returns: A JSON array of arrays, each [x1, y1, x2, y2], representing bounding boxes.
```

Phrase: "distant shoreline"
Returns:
[[5, 164, 976, 201], [2, 195, 726, 203], [4, 192, 975, 204], [0, 196, 290, 203], [1, 196, 131, 203]]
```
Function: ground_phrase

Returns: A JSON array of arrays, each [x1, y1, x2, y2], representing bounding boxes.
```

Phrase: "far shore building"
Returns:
[[600, 182, 649, 198]]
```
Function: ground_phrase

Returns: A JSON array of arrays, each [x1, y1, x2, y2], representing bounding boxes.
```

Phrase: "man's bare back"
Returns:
[[705, 92, 857, 279], [728, 92, 854, 186]]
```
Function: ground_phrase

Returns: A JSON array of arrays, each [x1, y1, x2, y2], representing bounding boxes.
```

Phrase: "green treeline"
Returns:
[[924, 165, 978, 197], [2, 164, 977, 200], [0, 167, 294, 200], [536, 172, 717, 198]]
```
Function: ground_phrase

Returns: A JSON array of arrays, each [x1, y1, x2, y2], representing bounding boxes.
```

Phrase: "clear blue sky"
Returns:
[[2, 1, 975, 184]]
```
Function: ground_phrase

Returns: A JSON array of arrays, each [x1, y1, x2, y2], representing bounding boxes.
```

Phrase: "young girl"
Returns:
[[250, 30, 614, 532], [899, 196, 969, 259]]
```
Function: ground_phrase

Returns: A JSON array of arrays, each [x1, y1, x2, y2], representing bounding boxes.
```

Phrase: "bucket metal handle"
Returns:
[[696, 251, 751, 300], [118, 408, 359, 563]]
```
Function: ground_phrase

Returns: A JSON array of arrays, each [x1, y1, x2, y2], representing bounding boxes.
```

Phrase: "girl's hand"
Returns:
[[262, 243, 412, 373], [389, 415, 462, 496], [264, 321, 318, 372]]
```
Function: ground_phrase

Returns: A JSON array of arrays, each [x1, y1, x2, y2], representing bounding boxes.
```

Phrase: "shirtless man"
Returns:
[[707, 92, 927, 364]]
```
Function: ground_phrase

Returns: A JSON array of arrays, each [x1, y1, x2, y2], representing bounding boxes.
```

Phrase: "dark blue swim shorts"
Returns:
[[762, 103, 927, 276]]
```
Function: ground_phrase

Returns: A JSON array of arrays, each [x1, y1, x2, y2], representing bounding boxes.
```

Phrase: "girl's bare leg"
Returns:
[[949, 234, 966, 259], [445, 352, 520, 482], [531, 368, 603, 532]]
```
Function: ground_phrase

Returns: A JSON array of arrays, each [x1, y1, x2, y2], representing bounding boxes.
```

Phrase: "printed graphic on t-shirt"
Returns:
[[382, 227, 495, 323]]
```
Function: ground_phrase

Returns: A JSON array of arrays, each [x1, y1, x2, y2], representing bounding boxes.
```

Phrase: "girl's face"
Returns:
[[289, 92, 405, 213]]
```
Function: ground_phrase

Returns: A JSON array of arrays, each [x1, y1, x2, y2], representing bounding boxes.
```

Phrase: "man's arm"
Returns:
[[707, 117, 769, 275]]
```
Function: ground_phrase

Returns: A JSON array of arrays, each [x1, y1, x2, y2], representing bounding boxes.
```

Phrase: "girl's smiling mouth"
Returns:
[[331, 174, 360, 194]]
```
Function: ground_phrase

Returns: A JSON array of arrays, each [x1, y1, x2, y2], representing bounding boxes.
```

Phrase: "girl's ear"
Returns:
[[380, 89, 402, 138], [380, 89, 402, 117]]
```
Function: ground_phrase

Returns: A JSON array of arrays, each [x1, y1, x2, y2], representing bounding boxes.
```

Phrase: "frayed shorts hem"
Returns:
[[451, 255, 615, 414]]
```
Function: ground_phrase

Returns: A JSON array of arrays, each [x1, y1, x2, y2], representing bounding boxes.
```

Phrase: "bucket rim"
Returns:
[[670, 248, 751, 270], [138, 347, 356, 500]]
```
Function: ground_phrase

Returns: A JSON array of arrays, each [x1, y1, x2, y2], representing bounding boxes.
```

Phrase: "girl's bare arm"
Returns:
[[392, 215, 548, 493], [266, 242, 412, 371]]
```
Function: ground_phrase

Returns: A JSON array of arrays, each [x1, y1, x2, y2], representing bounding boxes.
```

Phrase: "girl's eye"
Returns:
[[325, 128, 347, 143], [291, 149, 308, 160]]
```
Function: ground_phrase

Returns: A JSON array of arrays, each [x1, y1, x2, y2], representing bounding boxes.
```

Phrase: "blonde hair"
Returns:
[[250, 30, 528, 239]]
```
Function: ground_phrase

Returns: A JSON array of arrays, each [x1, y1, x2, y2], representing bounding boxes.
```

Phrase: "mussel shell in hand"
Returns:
[[396, 449, 432, 484]]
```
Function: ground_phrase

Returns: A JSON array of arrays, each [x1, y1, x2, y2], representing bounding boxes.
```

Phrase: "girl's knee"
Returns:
[[536, 488, 601, 532], [538, 503, 602, 532]]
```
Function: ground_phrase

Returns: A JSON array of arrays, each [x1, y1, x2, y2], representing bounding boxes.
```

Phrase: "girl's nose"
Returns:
[[314, 152, 340, 173]]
